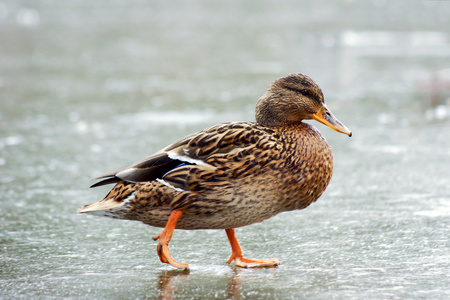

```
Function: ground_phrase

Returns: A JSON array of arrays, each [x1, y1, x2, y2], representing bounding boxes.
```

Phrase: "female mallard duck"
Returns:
[[78, 73, 351, 270]]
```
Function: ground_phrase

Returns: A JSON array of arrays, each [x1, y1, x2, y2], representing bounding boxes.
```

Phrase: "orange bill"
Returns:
[[312, 104, 352, 137]]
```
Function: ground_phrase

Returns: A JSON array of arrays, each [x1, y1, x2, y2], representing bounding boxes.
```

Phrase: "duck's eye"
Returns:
[[299, 89, 309, 96]]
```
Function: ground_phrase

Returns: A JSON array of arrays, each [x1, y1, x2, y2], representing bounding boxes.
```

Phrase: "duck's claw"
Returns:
[[231, 256, 281, 268], [157, 241, 189, 270]]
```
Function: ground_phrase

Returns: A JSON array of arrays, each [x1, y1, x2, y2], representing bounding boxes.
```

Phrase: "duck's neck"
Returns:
[[255, 92, 282, 126], [255, 92, 310, 126]]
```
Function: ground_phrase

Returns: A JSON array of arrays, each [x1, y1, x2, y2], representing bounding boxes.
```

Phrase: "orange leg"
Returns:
[[225, 228, 281, 268], [152, 210, 189, 270]]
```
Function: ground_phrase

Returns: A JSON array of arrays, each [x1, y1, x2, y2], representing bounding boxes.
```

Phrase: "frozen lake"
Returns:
[[1, 0, 449, 299]]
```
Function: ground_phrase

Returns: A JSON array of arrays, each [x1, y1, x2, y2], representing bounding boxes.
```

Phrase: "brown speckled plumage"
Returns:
[[78, 73, 351, 270]]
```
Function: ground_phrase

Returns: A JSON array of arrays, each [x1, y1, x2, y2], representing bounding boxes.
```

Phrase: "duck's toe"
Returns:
[[230, 256, 282, 268], [156, 242, 189, 270]]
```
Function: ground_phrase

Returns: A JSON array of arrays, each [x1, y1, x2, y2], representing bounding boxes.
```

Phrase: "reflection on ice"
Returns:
[[341, 31, 448, 49], [16, 8, 40, 28], [4, 135, 23, 146], [338, 31, 450, 86], [425, 104, 450, 121], [414, 208, 450, 218]]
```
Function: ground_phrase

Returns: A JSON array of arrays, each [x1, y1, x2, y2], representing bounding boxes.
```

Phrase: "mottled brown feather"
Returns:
[[79, 73, 348, 231]]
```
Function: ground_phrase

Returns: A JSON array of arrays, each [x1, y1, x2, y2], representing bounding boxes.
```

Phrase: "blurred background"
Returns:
[[1, 0, 449, 299]]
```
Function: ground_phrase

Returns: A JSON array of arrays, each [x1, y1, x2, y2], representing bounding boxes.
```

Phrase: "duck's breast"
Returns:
[[276, 123, 334, 211]]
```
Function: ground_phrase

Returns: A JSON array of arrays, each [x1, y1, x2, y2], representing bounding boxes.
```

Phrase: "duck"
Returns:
[[78, 73, 352, 270]]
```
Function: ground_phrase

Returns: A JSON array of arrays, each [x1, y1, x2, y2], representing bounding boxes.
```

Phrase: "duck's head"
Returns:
[[256, 73, 352, 137]]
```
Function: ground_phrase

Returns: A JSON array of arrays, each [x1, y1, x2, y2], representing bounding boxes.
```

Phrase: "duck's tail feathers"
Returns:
[[77, 197, 130, 218]]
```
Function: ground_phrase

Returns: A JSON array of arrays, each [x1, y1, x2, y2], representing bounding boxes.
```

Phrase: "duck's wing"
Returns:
[[160, 122, 281, 192], [91, 122, 280, 189]]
